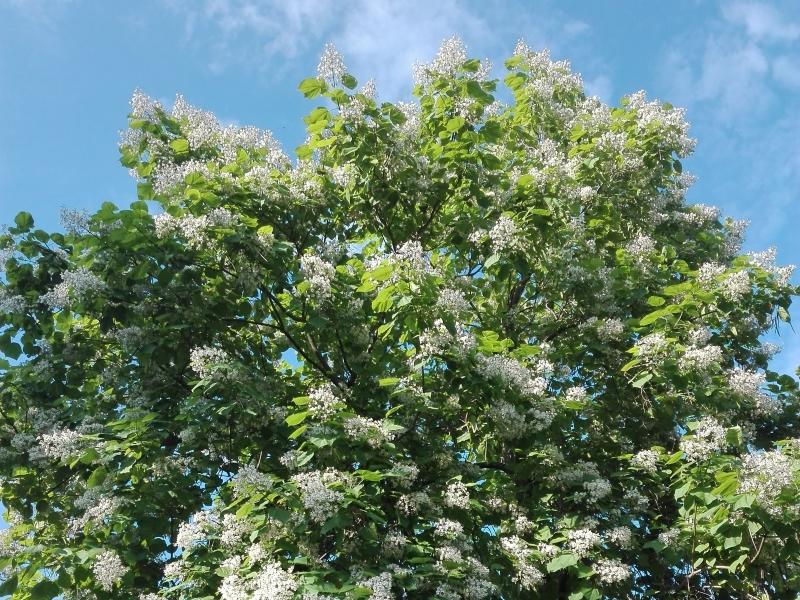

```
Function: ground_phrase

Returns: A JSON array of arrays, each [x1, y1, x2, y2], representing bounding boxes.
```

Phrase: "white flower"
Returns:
[[300, 254, 336, 302], [317, 43, 346, 85], [291, 469, 347, 522], [41, 267, 106, 308], [658, 527, 680, 546], [567, 528, 600, 556], [597, 317, 625, 341], [443, 481, 470, 509], [92, 550, 127, 591], [29, 427, 83, 462], [251, 562, 298, 600], [739, 450, 795, 516], [488, 216, 517, 253], [433, 518, 464, 538], [357, 572, 393, 600], [232, 464, 272, 495], [679, 344, 722, 372], [630, 449, 659, 472], [680, 416, 726, 462], [625, 234, 656, 265], [606, 526, 632, 548], [594, 558, 630, 584], [728, 368, 766, 397], [698, 262, 726, 284], [436, 288, 470, 314], [189, 345, 231, 379], [308, 383, 341, 420], [720, 270, 750, 301]]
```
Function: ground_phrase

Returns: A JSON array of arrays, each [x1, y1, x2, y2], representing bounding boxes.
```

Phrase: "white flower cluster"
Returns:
[[727, 368, 766, 397], [567, 528, 601, 557], [189, 345, 231, 379], [29, 427, 83, 462], [41, 267, 106, 308], [657, 527, 680, 547], [624, 90, 695, 156], [475, 354, 547, 398], [290, 469, 348, 522], [680, 416, 726, 462], [436, 287, 470, 315], [593, 558, 631, 585], [630, 449, 659, 472], [597, 317, 625, 341], [176, 510, 215, 550], [357, 572, 394, 600], [605, 526, 633, 548], [392, 239, 430, 273], [433, 517, 464, 538], [720, 270, 750, 301], [678, 343, 722, 372], [231, 464, 272, 496], [412, 36, 490, 87], [220, 562, 297, 600], [500, 536, 544, 590], [488, 215, 518, 253], [92, 550, 127, 591], [153, 208, 238, 248], [697, 262, 726, 284], [300, 254, 336, 302], [487, 401, 529, 439], [634, 333, 668, 359], [343, 416, 397, 447], [419, 319, 476, 359], [747, 247, 795, 286], [308, 383, 342, 420], [582, 477, 612, 504], [317, 42, 346, 85], [0, 288, 26, 315], [624, 233, 656, 266], [513, 42, 584, 105], [443, 481, 470, 509], [739, 450, 796, 516], [220, 513, 250, 547]]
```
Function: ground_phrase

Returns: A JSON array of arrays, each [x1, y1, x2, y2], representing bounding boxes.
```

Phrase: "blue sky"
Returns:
[[1, 0, 799, 370]]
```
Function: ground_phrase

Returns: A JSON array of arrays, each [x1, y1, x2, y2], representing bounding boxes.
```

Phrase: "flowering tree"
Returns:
[[1, 37, 800, 600]]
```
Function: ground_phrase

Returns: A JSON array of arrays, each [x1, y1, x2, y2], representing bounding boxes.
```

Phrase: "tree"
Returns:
[[0, 36, 799, 600]]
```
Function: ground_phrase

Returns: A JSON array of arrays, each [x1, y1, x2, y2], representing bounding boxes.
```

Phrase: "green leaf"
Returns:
[[723, 535, 742, 549], [14, 211, 34, 232], [288, 425, 307, 440], [484, 254, 500, 269], [87, 466, 108, 488], [547, 553, 579, 572], [647, 296, 666, 307], [299, 78, 326, 98], [31, 580, 61, 600], [170, 138, 190, 154], [0, 574, 17, 595], [379, 377, 400, 387], [285, 411, 309, 426], [631, 373, 653, 388], [674, 482, 692, 499], [342, 74, 358, 89], [446, 117, 466, 132], [620, 358, 640, 373]]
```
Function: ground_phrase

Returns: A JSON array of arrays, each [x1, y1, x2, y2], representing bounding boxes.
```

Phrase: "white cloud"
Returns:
[[773, 54, 800, 88], [160, 0, 611, 101], [722, 2, 800, 42]]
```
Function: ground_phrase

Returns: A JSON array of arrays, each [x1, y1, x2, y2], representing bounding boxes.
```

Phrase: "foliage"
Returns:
[[1, 38, 799, 599]]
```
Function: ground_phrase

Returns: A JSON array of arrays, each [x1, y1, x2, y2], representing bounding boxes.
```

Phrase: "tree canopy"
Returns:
[[1, 38, 800, 600]]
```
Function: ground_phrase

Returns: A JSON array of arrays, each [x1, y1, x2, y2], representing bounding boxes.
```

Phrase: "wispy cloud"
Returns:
[[160, 0, 611, 100], [659, 1, 800, 373]]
